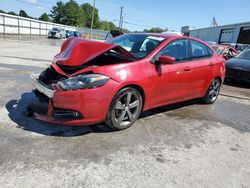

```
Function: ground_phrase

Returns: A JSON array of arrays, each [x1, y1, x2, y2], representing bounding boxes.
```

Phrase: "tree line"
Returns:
[[0, 0, 116, 31], [0, 0, 168, 32]]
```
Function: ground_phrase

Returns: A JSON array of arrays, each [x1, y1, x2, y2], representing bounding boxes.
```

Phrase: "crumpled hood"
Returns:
[[226, 58, 250, 71], [53, 37, 121, 67]]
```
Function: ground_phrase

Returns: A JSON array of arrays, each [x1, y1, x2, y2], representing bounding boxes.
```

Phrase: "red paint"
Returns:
[[34, 34, 225, 126], [53, 37, 132, 67], [211, 44, 238, 60]]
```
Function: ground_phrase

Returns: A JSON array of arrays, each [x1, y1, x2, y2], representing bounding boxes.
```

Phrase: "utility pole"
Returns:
[[119, 6, 124, 31], [121, 16, 124, 30], [90, 0, 96, 40]]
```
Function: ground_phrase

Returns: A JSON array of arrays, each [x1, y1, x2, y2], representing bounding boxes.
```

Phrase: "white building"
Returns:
[[181, 22, 250, 44]]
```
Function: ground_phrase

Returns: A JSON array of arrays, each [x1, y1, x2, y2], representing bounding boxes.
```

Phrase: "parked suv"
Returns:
[[48, 27, 66, 39]]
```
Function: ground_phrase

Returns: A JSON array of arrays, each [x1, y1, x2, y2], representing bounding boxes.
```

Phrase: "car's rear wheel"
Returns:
[[105, 87, 143, 130], [203, 78, 221, 104]]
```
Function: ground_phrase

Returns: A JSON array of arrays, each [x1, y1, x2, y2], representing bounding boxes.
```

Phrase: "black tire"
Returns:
[[203, 78, 221, 104], [105, 87, 143, 130]]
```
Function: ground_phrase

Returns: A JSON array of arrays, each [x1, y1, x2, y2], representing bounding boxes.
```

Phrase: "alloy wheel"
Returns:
[[208, 79, 220, 102], [114, 91, 141, 127]]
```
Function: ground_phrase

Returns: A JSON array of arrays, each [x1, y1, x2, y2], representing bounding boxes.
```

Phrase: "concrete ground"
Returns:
[[0, 37, 250, 188]]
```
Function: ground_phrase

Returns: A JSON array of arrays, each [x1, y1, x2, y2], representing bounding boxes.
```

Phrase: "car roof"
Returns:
[[126, 32, 205, 41], [126, 33, 211, 46]]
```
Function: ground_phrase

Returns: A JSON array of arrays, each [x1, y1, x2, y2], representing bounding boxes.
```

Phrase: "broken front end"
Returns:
[[27, 37, 133, 125], [28, 65, 119, 125]]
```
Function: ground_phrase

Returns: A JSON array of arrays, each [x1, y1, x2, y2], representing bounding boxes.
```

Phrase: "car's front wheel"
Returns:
[[105, 87, 143, 130], [203, 78, 221, 104]]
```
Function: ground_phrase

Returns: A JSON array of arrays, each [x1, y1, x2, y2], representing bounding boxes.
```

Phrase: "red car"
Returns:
[[211, 44, 238, 60], [29, 34, 225, 130]]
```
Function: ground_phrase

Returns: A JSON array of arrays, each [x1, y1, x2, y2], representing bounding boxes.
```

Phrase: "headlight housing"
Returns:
[[59, 74, 109, 90]]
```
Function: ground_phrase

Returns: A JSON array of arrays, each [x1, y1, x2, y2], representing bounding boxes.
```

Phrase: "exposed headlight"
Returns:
[[59, 74, 109, 90]]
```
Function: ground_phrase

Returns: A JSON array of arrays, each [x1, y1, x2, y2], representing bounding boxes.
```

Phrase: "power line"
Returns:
[[123, 16, 167, 28], [123, 21, 152, 28], [14, 0, 50, 10], [114, 19, 162, 30]]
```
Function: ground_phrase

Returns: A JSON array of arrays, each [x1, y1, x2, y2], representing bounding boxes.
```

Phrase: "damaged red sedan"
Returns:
[[211, 44, 238, 60], [28, 33, 225, 130]]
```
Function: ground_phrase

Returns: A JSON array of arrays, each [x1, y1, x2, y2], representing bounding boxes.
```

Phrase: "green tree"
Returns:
[[39, 13, 50, 22], [108, 21, 116, 30], [144, 27, 168, 33], [99, 21, 117, 31], [81, 3, 100, 29], [19, 10, 29, 18], [8, 11, 17, 16], [121, 28, 130, 33], [100, 21, 110, 30], [50, 1, 85, 27], [50, 1, 65, 24], [64, 0, 85, 27], [0, 10, 6, 13]]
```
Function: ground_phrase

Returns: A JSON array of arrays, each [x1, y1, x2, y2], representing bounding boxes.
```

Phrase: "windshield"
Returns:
[[52, 27, 60, 31], [109, 34, 166, 59], [236, 48, 250, 60]]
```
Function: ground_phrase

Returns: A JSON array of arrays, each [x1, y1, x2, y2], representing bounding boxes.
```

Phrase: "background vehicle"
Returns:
[[73, 31, 81, 37], [65, 30, 74, 38], [206, 41, 217, 46], [48, 27, 66, 39], [66, 31, 81, 38], [211, 44, 238, 60], [221, 43, 250, 52], [29, 34, 225, 130], [226, 47, 250, 83]]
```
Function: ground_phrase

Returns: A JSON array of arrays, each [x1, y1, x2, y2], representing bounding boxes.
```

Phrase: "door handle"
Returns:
[[209, 62, 214, 66], [184, 67, 191, 71]]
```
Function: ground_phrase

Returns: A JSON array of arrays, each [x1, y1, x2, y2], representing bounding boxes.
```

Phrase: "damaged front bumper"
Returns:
[[28, 72, 119, 126], [30, 73, 55, 98], [28, 73, 83, 123]]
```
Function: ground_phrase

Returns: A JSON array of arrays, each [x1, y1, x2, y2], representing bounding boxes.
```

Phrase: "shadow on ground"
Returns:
[[5, 92, 114, 137], [5, 92, 199, 137], [224, 80, 250, 89]]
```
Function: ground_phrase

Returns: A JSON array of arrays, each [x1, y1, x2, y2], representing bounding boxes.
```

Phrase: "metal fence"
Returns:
[[0, 13, 108, 40], [77, 28, 108, 41], [0, 13, 76, 35]]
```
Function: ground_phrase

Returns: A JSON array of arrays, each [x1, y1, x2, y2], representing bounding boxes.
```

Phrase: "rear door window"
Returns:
[[190, 40, 213, 59]]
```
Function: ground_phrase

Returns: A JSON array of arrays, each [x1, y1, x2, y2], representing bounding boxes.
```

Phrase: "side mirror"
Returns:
[[158, 56, 176, 65]]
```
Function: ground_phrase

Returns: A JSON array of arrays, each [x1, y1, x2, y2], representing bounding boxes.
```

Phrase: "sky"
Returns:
[[1, 0, 250, 31]]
